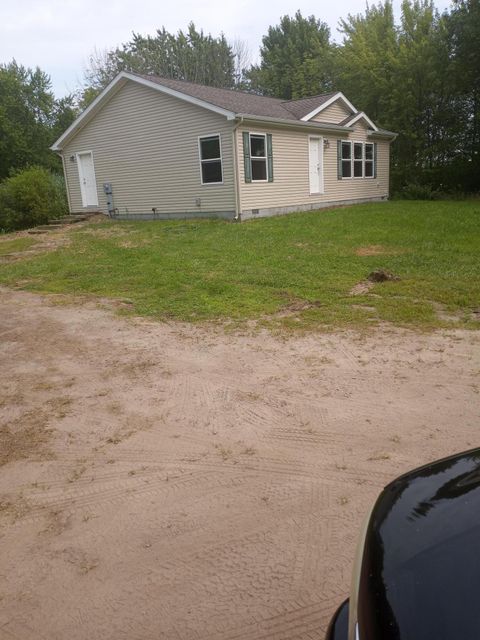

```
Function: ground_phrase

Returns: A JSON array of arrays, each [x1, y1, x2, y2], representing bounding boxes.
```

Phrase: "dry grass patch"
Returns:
[[354, 244, 408, 256], [0, 409, 55, 466]]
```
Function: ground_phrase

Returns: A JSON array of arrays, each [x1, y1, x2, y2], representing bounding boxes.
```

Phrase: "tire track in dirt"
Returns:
[[1, 288, 479, 640]]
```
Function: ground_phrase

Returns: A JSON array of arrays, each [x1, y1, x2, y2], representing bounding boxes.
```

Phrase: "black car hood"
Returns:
[[357, 449, 480, 640]]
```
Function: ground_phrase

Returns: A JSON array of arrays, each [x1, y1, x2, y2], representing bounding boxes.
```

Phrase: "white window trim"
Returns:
[[198, 133, 223, 186], [249, 132, 269, 183], [76, 150, 99, 207], [308, 135, 324, 195], [339, 140, 375, 180]]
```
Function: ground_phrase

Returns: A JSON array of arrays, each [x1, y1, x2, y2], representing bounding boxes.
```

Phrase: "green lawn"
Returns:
[[0, 200, 479, 330], [0, 236, 37, 256]]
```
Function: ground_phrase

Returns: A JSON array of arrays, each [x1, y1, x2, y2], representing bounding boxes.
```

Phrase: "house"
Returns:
[[51, 72, 397, 221]]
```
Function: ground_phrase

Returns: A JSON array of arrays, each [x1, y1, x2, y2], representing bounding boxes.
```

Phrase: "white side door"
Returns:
[[308, 137, 324, 195], [77, 151, 99, 207]]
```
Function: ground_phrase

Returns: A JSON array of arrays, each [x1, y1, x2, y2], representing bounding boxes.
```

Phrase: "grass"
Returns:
[[0, 236, 37, 256], [0, 200, 479, 330]]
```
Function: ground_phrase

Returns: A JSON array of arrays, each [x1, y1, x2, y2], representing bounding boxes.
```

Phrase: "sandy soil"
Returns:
[[1, 287, 479, 640]]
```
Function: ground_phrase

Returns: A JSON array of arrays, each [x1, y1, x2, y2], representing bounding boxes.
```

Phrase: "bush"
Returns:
[[396, 182, 440, 200], [0, 166, 68, 232]]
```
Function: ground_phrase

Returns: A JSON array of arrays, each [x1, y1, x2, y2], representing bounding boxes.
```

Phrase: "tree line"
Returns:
[[1, 0, 478, 196]]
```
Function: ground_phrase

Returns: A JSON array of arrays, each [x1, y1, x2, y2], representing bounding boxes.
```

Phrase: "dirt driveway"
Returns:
[[1, 287, 479, 640]]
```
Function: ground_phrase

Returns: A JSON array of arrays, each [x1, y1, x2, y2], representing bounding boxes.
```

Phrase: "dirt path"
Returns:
[[1, 287, 479, 640]]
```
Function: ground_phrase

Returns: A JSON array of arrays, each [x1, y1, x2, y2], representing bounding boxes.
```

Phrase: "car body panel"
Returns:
[[357, 449, 480, 639], [325, 600, 349, 640]]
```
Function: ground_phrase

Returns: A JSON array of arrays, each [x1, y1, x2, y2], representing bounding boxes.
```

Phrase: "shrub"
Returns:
[[396, 182, 440, 200], [0, 166, 68, 232]]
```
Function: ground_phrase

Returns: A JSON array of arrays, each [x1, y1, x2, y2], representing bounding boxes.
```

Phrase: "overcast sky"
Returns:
[[1, 0, 452, 97]]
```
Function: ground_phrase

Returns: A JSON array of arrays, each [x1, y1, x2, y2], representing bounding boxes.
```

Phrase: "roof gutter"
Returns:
[[367, 129, 398, 141], [235, 113, 354, 135]]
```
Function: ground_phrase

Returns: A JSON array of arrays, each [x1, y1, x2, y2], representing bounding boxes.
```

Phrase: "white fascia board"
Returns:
[[301, 92, 358, 122], [51, 71, 236, 151], [345, 111, 378, 131]]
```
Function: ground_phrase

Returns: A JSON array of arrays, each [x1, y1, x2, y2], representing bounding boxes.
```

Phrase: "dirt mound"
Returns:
[[368, 269, 400, 282]]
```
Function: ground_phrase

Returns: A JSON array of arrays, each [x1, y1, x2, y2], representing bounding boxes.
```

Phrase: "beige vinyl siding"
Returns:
[[62, 80, 235, 216], [238, 120, 390, 213], [311, 100, 352, 124]]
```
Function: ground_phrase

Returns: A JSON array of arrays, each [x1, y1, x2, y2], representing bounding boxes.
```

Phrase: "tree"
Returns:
[[81, 23, 238, 106], [0, 62, 52, 179], [336, 1, 398, 123], [232, 38, 252, 88], [0, 61, 78, 181], [245, 11, 334, 99], [445, 0, 480, 189]]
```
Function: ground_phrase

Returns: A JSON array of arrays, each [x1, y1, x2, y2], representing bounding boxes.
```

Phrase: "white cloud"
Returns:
[[0, 0, 453, 96]]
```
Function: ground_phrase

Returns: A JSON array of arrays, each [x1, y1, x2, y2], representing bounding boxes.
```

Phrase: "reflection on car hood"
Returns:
[[357, 449, 480, 640]]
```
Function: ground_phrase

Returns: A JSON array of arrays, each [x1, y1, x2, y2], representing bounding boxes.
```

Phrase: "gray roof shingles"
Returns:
[[137, 73, 343, 123]]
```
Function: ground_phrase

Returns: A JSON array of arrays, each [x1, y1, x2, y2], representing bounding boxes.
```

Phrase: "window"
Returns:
[[199, 135, 223, 184], [250, 134, 267, 181], [338, 141, 376, 179], [354, 142, 363, 177], [242, 132, 273, 183], [365, 143, 374, 177], [341, 141, 352, 178]]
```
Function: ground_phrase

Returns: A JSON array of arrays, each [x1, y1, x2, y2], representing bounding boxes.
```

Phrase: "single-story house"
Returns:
[[51, 72, 397, 221]]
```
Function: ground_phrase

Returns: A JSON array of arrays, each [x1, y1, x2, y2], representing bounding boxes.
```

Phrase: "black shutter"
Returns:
[[267, 133, 273, 182], [337, 140, 342, 179], [374, 142, 378, 179]]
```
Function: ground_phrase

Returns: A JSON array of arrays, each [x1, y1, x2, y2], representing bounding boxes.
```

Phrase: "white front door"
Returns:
[[77, 151, 99, 207], [308, 137, 324, 194]]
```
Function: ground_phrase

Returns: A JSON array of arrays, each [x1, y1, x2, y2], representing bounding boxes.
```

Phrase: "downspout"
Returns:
[[232, 116, 244, 221]]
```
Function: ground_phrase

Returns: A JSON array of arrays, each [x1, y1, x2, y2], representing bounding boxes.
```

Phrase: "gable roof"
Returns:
[[51, 72, 394, 151], [341, 111, 378, 131], [299, 92, 358, 121]]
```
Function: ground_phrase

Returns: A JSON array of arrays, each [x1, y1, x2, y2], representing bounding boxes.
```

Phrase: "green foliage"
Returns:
[[0, 61, 78, 180], [0, 167, 68, 232], [1, 201, 479, 330], [336, 1, 398, 122], [395, 182, 439, 200], [246, 11, 334, 99], [81, 22, 236, 104], [246, 2, 479, 194]]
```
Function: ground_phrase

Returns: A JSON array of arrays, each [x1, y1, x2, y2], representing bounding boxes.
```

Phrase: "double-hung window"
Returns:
[[242, 132, 274, 183], [353, 142, 364, 177], [199, 134, 223, 184], [365, 143, 374, 177], [250, 134, 268, 181], [341, 141, 352, 178]]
